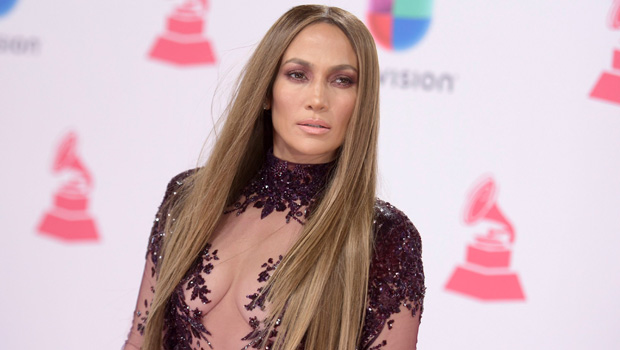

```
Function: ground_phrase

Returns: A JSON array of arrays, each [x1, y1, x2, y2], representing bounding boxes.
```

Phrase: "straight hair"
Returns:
[[143, 5, 380, 349]]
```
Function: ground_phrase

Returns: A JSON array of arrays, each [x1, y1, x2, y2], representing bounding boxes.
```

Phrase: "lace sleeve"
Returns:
[[123, 170, 194, 349], [360, 199, 426, 350]]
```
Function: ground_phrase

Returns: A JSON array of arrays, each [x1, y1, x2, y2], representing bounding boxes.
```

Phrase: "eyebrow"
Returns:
[[282, 58, 358, 73]]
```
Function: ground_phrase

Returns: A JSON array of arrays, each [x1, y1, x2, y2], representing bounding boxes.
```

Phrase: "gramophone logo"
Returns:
[[445, 176, 525, 301], [149, 0, 217, 66], [37, 132, 100, 242], [590, 0, 620, 105], [367, 0, 432, 51]]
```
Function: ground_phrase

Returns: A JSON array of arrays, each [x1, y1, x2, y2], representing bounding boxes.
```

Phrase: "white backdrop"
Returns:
[[1, 0, 619, 349]]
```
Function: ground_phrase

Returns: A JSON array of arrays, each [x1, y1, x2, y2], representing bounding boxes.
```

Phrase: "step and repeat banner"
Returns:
[[1, 0, 619, 349]]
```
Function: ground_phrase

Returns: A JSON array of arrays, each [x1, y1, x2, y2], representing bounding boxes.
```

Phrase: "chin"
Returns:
[[296, 143, 338, 159], [279, 144, 337, 163]]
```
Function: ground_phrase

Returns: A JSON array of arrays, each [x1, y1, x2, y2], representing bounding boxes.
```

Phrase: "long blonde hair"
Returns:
[[143, 5, 380, 350]]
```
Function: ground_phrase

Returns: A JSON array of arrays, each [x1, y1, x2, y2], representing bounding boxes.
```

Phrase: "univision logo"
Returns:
[[367, 0, 432, 51], [0, 0, 18, 17]]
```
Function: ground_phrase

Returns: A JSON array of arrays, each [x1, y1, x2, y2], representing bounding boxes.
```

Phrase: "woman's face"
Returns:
[[270, 22, 358, 164]]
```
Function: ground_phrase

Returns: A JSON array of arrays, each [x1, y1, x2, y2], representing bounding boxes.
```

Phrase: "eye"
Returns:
[[333, 76, 356, 87], [287, 71, 307, 81]]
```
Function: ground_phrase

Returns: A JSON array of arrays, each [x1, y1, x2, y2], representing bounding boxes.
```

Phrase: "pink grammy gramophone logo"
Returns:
[[149, 0, 217, 66], [445, 176, 525, 301], [590, 0, 620, 105], [37, 132, 100, 242]]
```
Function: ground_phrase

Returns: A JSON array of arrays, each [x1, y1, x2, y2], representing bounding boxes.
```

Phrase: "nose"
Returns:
[[306, 81, 328, 112]]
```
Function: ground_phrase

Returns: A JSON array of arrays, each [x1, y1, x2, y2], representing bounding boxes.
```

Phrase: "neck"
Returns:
[[225, 150, 335, 224], [272, 144, 337, 164]]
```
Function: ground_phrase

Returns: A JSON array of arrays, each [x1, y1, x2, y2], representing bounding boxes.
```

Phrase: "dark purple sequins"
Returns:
[[359, 200, 425, 350], [163, 244, 219, 350], [140, 155, 424, 350], [225, 151, 334, 224]]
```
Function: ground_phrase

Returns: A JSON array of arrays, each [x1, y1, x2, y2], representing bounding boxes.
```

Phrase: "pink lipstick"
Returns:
[[297, 119, 331, 135]]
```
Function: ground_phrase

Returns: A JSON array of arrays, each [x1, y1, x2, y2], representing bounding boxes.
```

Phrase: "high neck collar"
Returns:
[[265, 150, 335, 181], [225, 150, 335, 224]]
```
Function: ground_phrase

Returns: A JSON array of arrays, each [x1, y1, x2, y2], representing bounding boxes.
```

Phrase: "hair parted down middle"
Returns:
[[143, 5, 381, 350]]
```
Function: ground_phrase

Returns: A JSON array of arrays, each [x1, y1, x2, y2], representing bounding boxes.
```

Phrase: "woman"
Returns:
[[125, 5, 425, 350]]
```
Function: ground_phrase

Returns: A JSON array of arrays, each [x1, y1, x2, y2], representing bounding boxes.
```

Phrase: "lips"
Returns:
[[303, 123, 328, 128], [297, 119, 331, 135], [297, 119, 331, 129]]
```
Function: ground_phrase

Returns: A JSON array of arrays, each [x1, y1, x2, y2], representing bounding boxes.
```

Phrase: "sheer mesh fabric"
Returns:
[[124, 153, 425, 350]]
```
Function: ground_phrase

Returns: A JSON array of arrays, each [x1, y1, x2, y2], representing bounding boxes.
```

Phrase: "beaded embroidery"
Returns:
[[136, 155, 425, 350], [163, 244, 219, 350], [225, 151, 334, 224]]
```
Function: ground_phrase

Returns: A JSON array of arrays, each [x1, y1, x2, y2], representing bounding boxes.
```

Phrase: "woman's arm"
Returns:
[[122, 170, 194, 349], [123, 253, 158, 349], [362, 199, 425, 350], [366, 308, 421, 350]]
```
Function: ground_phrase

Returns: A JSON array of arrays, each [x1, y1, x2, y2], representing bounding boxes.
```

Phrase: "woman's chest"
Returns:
[[177, 245, 283, 323], [165, 209, 300, 348]]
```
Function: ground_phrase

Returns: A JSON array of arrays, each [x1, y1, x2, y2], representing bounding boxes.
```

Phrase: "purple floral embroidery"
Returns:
[[359, 200, 425, 350], [242, 255, 283, 349], [142, 157, 424, 350], [244, 255, 283, 312], [163, 244, 219, 350], [225, 151, 334, 224]]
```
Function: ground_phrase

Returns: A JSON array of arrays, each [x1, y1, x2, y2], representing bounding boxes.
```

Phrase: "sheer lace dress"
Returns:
[[124, 152, 425, 350]]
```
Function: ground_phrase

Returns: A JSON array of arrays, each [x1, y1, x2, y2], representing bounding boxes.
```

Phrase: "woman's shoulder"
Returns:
[[368, 198, 425, 311], [163, 169, 197, 196], [153, 168, 198, 225], [145, 169, 197, 263], [373, 198, 421, 246], [155, 168, 197, 217], [371, 198, 423, 272], [360, 199, 425, 348]]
